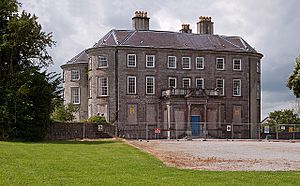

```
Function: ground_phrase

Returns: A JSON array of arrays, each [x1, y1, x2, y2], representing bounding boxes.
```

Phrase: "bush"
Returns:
[[87, 116, 107, 124]]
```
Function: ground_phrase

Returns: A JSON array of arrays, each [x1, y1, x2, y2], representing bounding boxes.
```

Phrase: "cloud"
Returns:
[[19, 0, 300, 119]]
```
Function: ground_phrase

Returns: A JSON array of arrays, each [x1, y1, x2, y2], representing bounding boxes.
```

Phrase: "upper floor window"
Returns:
[[71, 87, 80, 104], [233, 79, 241, 96], [233, 59, 241, 71], [98, 77, 108, 96], [88, 57, 92, 70], [127, 76, 136, 94], [168, 77, 177, 88], [257, 61, 261, 73], [88, 78, 92, 98], [98, 55, 108, 68], [71, 69, 80, 80], [196, 78, 204, 89], [168, 56, 176, 69], [127, 54, 136, 67], [257, 83, 260, 99], [182, 57, 191, 69], [182, 78, 191, 88], [146, 76, 155, 95], [196, 57, 204, 69], [216, 78, 224, 96], [146, 55, 155, 68], [216, 58, 225, 70]]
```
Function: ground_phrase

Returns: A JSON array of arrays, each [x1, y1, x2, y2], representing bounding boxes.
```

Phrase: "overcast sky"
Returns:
[[20, 0, 300, 118]]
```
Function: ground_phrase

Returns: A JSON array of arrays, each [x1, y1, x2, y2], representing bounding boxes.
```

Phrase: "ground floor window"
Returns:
[[71, 87, 80, 104]]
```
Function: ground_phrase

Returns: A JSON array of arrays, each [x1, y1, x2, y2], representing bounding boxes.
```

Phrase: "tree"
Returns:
[[266, 109, 300, 125], [0, 0, 57, 141], [287, 54, 300, 97], [51, 103, 79, 122]]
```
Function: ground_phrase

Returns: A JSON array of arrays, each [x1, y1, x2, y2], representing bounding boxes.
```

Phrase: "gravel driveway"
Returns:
[[128, 139, 300, 171]]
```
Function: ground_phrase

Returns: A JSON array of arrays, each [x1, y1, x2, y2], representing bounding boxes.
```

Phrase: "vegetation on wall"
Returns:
[[287, 54, 300, 97], [0, 0, 59, 141]]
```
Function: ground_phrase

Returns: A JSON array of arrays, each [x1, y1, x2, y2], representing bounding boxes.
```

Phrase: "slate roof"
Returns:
[[93, 29, 258, 53], [67, 29, 259, 64], [66, 50, 88, 64]]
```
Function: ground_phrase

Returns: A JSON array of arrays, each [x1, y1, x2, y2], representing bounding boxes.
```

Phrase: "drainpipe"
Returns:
[[167, 103, 171, 139], [115, 48, 119, 137]]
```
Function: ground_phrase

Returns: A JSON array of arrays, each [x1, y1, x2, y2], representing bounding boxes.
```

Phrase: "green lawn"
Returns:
[[0, 139, 299, 185]]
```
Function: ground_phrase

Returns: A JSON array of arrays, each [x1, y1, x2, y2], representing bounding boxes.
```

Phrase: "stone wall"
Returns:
[[47, 122, 115, 140]]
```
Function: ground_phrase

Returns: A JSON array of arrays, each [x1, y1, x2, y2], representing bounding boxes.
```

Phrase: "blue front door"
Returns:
[[191, 115, 201, 136]]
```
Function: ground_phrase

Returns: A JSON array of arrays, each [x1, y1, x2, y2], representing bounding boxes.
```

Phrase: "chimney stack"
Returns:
[[197, 16, 214, 35], [180, 24, 192, 33], [132, 11, 150, 30]]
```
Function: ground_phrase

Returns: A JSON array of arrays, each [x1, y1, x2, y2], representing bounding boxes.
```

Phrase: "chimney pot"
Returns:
[[132, 10, 150, 30], [197, 16, 214, 35], [180, 24, 192, 33]]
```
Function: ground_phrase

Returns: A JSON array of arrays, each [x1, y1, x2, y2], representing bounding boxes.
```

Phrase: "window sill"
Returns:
[[97, 95, 109, 98], [96, 66, 108, 69]]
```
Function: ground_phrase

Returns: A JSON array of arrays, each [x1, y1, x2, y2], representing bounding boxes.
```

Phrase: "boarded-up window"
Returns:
[[128, 104, 137, 124], [233, 105, 242, 123], [146, 104, 156, 124]]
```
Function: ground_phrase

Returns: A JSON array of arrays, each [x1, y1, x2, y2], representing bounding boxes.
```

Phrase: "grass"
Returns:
[[0, 139, 299, 185]]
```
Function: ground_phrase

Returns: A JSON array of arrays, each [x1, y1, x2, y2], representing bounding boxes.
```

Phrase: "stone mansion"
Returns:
[[61, 11, 263, 139]]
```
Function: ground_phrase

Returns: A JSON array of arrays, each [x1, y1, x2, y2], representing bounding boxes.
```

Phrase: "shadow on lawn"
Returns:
[[3, 139, 120, 145]]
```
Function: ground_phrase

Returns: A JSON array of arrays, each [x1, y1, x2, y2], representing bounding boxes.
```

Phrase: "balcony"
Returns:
[[161, 88, 220, 98]]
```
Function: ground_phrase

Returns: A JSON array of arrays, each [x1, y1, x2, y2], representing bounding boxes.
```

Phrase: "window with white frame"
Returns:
[[88, 78, 92, 98], [71, 87, 80, 104], [146, 55, 155, 68], [182, 78, 191, 88], [168, 56, 176, 69], [146, 76, 155, 94], [233, 59, 241, 71], [71, 69, 80, 80], [196, 78, 204, 89], [196, 57, 204, 69], [127, 54, 136, 67], [257, 61, 260, 73], [216, 78, 224, 96], [168, 77, 177, 88], [88, 57, 92, 70], [127, 76, 136, 94], [216, 58, 225, 70], [98, 55, 108, 68], [257, 83, 260, 99], [182, 57, 191, 69], [233, 79, 241, 96], [98, 77, 108, 96]]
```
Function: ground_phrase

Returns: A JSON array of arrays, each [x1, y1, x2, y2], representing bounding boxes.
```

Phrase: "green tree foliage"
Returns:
[[266, 109, 300, 125], [0, 0, 58, 141], [87, 116, 107, 124], [287, 54, 300, 97], [51, 103, 79, 122]]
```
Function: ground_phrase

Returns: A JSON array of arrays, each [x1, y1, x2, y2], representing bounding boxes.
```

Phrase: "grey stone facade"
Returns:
[[61, 11, 263, 138]]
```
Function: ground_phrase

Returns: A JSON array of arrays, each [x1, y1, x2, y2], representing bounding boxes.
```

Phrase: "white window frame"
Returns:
[[182, 57, 191, 69], [88, 78, 92, 98], [71, 87, 80, 104], [71, 69, 80, 81], [257, 83, 260, 99], [146, 55, 155, 68], [216, 58, 225, 70], [88, 57, 92, 70], [216, 78, 224, 96], [98, 55, 108, 68], [196, 78, 204, 89], [233, 79, 241, 96], [98, 77, 108, 96], [127, 54, 136, 67], [127, 76, 137, 94], [146, 76, 155, 95], [182, 78, 191, 88], [257, 61, 261, 73], [233, 59, 241, 71], [168, 77, 177, 88], [196, 57, 204, 69], [168, 56, 177, 69]]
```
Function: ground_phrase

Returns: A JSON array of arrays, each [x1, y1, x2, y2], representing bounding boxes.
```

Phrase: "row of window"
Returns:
[[87, 76, 243, 97], [87, 54, 261, 71]]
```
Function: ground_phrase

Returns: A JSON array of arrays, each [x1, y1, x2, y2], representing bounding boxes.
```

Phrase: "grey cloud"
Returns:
[[19, 0, 300, 118]]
